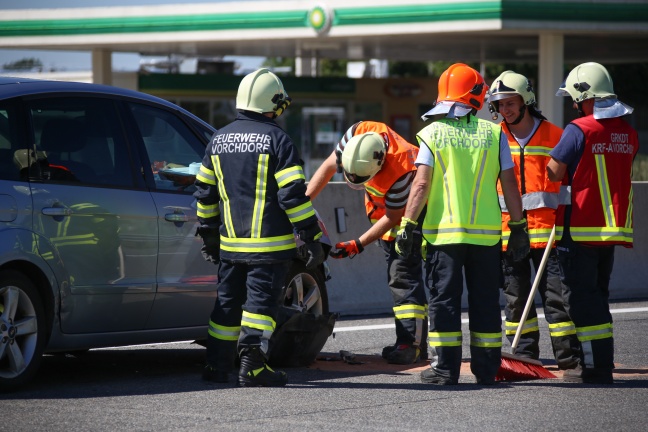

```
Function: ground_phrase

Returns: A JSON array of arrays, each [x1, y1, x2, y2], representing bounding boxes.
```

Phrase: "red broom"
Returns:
[[496, 226, 558, 381]]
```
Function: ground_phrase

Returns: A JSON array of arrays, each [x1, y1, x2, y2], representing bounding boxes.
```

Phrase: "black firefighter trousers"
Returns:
[[424, 242, 502, 382], [502, 247, 581, 369], [556, 237, 616, 371], [378, 232, 428, 351], [205, 260, 289, 371]]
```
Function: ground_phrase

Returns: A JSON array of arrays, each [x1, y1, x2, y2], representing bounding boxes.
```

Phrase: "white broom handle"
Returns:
[[511, 225, 557, 351]]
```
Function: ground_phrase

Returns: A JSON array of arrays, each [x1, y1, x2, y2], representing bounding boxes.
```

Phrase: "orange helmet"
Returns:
[[437, 63, 488, 111]]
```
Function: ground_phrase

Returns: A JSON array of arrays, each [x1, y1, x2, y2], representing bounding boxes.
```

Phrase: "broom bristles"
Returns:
[[495, 353, 557, 381]]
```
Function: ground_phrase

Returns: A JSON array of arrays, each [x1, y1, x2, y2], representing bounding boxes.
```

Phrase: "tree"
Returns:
[[3, 58, 43, 71], [389, 61, 430, 77], [262, 57, 295, 75], [318, 59, 346, 77]]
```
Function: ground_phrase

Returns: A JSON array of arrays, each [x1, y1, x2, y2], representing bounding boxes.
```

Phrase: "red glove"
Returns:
[[329, 239, 364, 259]]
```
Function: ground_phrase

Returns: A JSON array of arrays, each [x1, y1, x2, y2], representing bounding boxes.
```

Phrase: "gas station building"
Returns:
[[1, 0, 648, 177]]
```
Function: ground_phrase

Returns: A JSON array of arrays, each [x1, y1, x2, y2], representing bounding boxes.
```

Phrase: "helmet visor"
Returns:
[[488, 92, 518, 102], [343, 170, 371, 185], [556, 79, 571, 97]]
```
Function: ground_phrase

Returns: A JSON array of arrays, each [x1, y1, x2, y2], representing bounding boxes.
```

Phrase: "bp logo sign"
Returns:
[[308, 5, 333, 35]]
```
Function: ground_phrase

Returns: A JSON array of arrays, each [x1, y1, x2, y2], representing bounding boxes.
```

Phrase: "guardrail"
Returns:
[[313, 182, 648, 315]]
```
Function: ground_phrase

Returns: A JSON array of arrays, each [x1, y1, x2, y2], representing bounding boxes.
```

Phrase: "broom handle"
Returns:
[[511, 225, 556, 351]]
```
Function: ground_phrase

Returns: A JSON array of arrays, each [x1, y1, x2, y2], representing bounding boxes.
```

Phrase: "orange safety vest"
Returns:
[[497, 120, 563, 249], [556, 115, 638, 247], [355, 121, 418, 241]]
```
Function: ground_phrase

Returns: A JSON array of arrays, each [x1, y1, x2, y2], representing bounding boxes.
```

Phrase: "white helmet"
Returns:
[[488, 71, 544, 122], [556, 62, 616, 103], [488, 71, 536, 105], [339, 132, 387, 186], [236, 68, 291, 117]]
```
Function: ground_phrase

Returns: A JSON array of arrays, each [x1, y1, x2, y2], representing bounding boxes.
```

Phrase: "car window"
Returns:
[[29, 97, 135, 188], [128, 102, 206, 193], [0, 102, 24, 181]]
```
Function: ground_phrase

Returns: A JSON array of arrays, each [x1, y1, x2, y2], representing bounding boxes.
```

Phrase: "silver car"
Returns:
[[0, 77, 333, 391]]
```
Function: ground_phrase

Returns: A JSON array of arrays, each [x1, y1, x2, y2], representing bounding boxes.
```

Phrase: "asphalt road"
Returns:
[[2, 300, 647, 432]]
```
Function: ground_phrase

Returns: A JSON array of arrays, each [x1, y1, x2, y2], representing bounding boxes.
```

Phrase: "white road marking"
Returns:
[[333, 306, 648, 333], [90, 306, 647, 349]]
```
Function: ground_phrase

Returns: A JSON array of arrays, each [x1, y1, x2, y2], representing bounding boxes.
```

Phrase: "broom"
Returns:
[[495, 225, 558, 381]]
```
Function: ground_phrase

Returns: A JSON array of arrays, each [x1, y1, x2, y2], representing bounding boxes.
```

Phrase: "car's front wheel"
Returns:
[[280, 260, 328, 317], [0, 270, 47, 392], [268, 260, 335, 367]]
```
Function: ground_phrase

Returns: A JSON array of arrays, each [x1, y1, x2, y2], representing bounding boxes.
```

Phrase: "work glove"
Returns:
[[195, 226, 220, 264], [395, 217, 418, 258], [298, 223, 325, 270], [507, 218, 531, 262], [329, 239, 364, 259]]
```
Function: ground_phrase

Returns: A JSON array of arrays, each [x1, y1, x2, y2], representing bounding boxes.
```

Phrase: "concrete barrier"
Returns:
[[312, 182, 648, 316]]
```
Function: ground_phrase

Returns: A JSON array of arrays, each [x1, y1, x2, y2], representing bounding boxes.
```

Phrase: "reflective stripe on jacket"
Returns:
[[354, 121, 418, 241], [194, 111, 318, 262], [497, 120, 563, 249], [556, 115, 638, 247], [417, 116, 502, 246]]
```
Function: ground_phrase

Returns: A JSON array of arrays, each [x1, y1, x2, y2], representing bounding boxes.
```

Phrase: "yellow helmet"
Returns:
[[557, 62, 616, 103], [236, 68, 291, 117], [340, 132, 387, 185]]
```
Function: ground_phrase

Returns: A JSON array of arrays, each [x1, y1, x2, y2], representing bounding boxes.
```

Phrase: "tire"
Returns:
[[280, 260, 329, 317], [268, 260, 333, 367], [0, 270, 48, 392]]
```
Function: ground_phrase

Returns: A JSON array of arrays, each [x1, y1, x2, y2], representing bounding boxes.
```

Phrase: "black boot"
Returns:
[[237, 346, 288, 387], [202, 366, 230, 383], [203, 338, 237, 384]]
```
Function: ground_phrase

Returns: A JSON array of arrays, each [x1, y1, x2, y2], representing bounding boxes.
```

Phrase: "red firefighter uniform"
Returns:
[[552, 113, 638, 376]]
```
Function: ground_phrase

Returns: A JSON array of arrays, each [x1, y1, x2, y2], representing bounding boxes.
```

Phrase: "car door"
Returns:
[[27, 95, 159, 333], [124, 101, 218, 329], [0, 99, 34, 263]]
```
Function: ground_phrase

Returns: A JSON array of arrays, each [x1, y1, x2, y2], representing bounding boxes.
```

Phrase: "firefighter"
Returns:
[[396, 63, 529, 385], [548, 62, 638, 384], [488, 71, 581, 370], [194, 68, 325, 387], [307, 122, 428, 364]]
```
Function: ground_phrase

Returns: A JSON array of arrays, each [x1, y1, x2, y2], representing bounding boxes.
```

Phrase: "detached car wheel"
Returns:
[[281, 260, 329, 317], [0, 270, 47, 392], [268, 260, 336, 367]]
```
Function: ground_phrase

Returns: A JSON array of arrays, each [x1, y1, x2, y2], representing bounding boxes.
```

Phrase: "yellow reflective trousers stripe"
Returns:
[[207, 320, 240, 341], [576, 322, 613, 342], [470, 331, 502, 348], [428, 331, 462, 347], [504, 317, 539, 336], [393, 304, 427, 320], [548, 321, 577, 337], [241, 311, 276, 332]]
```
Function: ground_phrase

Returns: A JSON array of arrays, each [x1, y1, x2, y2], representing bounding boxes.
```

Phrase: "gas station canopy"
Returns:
[[2, 0, 647, 62], [1, 0, 647, 124]]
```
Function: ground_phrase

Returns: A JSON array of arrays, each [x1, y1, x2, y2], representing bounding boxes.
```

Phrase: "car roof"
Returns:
[[0, 76, 168, 104], [0, 76, 215, 131]]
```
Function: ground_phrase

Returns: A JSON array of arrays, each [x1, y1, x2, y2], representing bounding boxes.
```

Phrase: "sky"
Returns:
[[0, 0, 266, 72]]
